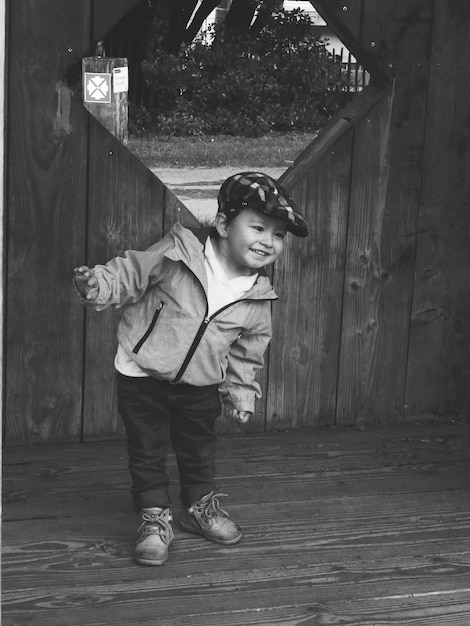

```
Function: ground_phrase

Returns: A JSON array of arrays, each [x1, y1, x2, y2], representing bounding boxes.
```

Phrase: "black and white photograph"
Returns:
[[3, 1, 470, 624]]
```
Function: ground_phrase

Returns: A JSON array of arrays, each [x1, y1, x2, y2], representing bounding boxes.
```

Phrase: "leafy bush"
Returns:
[[135, 9, 349, 137]]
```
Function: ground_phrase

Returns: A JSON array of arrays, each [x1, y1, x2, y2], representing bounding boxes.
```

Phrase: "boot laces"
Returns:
[[138, 509, 173, 544], [192, 492, 229, 520]]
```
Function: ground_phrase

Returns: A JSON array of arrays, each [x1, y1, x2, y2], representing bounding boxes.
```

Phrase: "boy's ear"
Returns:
[[214, 212, 229, 239]]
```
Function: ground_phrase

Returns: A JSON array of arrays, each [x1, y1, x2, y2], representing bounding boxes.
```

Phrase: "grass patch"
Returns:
[[127, 132, 316, 168]]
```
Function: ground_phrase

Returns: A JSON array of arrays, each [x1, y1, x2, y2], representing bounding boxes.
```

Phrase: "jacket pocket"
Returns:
[[132, 301, 165, 354]]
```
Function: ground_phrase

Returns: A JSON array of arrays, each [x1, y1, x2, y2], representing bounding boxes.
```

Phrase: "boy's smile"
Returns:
[[213, 208, 288, 278]]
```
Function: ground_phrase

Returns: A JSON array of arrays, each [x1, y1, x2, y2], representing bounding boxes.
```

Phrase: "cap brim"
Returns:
[[287, 223, 309, 237]]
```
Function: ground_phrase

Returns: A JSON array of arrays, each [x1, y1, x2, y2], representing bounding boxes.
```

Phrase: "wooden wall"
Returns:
[[275, 0, 470, 428], [4, 0, 199, 445], [405, 0, 470, 420], [4, 0, 470, 444]]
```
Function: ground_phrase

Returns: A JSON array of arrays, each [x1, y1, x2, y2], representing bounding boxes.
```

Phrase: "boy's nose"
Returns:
[[260, 233, 274, 248]]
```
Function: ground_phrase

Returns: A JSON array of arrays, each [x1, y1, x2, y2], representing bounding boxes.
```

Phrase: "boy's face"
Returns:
[[215, 208, 288, 276]]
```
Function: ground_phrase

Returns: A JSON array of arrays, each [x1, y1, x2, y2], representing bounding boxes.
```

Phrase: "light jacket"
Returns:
[[88, 222, 278, 413]]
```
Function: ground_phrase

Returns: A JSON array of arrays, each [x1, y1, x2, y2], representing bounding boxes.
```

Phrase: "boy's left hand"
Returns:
[[228, 409, 252, 424]]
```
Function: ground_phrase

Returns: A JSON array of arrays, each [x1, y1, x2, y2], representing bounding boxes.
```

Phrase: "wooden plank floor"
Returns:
[[3, 422, 470, 625]]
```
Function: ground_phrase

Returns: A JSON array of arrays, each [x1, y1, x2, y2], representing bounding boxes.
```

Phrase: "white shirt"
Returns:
[[114, 236, 258, 377]]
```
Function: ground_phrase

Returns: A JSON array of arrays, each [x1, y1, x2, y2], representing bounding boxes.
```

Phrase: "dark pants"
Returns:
[[117, 373, 221, 511]]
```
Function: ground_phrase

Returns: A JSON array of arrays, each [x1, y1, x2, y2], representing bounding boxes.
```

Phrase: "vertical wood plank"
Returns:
[[406, 0, 470, 419], [82, 116, 200, 440], [266, 131, 353, 429], [83, 119, 164, 441], [5, 0, 90, 444], [336, 0, 434, 425], [334, 94, 394, 425], [0, 0, 6, 447], [358, 0, 431, 78]]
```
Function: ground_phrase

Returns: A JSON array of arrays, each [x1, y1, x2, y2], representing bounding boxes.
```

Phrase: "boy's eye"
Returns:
[[275, 232, 286, 240], [252, 225, 264, 232]]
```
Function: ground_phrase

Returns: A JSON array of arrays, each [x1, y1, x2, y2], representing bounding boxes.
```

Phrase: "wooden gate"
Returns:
[[5, 0, 199, 444], [4, 0, 470, 445], [272, 0, 470, 428]]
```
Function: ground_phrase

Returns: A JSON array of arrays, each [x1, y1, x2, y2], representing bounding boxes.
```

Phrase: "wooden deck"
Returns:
[[3, 422, 470, 625]]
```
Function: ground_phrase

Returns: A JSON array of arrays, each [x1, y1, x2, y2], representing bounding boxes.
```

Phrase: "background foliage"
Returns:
[[131, 9, 350, 137]]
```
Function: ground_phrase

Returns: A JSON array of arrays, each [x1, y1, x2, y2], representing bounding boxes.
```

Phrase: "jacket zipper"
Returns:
[[133, 301, 165, 354], [172, 262, 275, 383], [172, 265, 209, 381], [173, 314, 211, 382], [172, 299, 256, 382]]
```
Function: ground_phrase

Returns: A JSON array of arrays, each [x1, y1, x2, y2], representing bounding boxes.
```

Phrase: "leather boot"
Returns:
[[180, 492, 243, 546], [134, 507, 174, 566]]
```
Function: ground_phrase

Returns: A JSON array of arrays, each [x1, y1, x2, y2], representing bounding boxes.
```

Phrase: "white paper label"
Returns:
[[113, 67, 128, 93]]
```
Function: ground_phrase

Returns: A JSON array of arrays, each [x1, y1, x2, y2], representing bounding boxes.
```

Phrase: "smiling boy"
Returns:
[[73, 171, 308, 566]]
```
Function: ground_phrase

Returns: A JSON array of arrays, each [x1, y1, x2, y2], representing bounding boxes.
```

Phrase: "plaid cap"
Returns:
[[218, 171, 309, 237]]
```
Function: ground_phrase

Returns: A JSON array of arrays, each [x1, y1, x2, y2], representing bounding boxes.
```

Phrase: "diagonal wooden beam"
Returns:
[[311, 0, 390, 85], [280, 83, 391, 188]]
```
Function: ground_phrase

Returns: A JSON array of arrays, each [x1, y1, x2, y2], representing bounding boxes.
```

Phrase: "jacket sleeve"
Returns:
[[219, 305, 272, 414], [81, 235, 173, 311]]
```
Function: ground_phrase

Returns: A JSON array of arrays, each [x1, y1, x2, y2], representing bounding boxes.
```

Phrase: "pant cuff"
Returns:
[[180, 483, 216, 508], [132, 487, 172, 512]]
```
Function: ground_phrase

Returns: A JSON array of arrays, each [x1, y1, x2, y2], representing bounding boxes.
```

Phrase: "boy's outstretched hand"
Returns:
[[73, 266, 99, 301], [228, 409, 252, 424]]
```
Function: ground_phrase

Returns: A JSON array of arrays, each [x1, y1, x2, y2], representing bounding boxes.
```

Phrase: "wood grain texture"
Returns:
[[6, 0, 470, 443], [336, 0, 434, 425], [405, 0, 470, 419], [5, 0, 90, 444], [268, 132, 353, 428], [4, 423, 470, 625], [82, 115, 200, 441], [82, 116, 164, 441], [334, 92, 395, 425]]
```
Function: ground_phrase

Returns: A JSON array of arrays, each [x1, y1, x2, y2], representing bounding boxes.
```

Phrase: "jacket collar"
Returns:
[[165, 223, 277, 300], [189, 225, 271, 282]]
